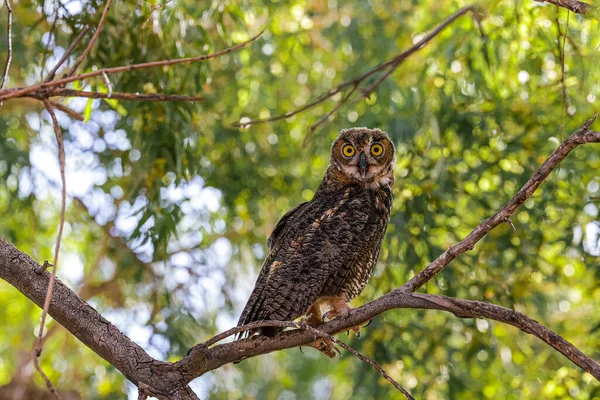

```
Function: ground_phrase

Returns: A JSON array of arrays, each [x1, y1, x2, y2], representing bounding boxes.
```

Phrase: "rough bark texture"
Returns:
[[0, 238, 196, 399]]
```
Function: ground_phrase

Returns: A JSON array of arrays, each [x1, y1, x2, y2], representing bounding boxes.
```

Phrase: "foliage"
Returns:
[[0, 0, 599, 399]]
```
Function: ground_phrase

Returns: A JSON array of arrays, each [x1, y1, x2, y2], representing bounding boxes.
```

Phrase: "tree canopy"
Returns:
[[0, 0, 599, 399]]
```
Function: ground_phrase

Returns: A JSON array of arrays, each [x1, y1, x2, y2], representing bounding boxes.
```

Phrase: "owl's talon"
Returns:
[[309, 338, 338, 358], [299, 346, 304, 354], [363, 319, 373, 328], [334, 345, 342, 356]]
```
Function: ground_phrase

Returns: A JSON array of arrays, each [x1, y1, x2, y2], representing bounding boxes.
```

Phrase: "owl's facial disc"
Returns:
[[338, 144, 389, 182], [330, 128, 395, 188]]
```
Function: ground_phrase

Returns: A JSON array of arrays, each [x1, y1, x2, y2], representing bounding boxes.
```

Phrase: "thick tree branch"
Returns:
[[0, 237, 198, 399], [1, 118, 599, 397]]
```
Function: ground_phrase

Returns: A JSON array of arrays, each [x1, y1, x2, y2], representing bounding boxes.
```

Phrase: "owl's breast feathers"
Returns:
[[237, 176, 392, 335]]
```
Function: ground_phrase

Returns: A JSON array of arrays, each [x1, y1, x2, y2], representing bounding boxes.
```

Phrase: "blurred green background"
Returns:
[[0, 0, 599, 398]]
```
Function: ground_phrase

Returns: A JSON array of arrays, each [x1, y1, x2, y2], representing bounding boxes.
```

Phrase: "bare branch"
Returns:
[[298, 322, 415, 399], [409, 293, 600, 378], [179, 116, 600, 379], [48, 100, 84, 121], [534, 0, 595, 16], [66, 0, 113, 77], [0, 237, 198, 399], [48, 88, 205, 102], [141, 0, 173, 30], [303, 83, 358, 146], [0, 0, 13, 110], [0, 30, 264, 103], [39, 3, 59, 81], [31, 100, 67, 399], [44, 26, 91, 82], [400, 115, 599, 293], [232, 6, 477, 129]]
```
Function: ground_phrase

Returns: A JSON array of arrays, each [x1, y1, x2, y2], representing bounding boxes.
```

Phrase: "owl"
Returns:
[[237, 127, 395, 357]]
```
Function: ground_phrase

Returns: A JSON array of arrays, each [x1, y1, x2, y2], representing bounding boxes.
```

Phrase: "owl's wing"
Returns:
[[267, 201, 309, 249], [237, 201, 309, 337]]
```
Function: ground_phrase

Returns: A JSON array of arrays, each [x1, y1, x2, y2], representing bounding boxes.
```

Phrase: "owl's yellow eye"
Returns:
[[371, 143, 384, 157], [342, 144, 355, 158]]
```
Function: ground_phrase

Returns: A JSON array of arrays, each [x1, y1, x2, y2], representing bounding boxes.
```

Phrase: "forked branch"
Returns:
[[1, 118, 599, 398], [232, 6, 478, 134]]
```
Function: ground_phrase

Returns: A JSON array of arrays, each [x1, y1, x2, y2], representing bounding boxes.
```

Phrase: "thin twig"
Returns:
[[545, 8, 571, 216], [534, 0, 594, 15], [141, 0, 173, 30], [48, 100, 84, 121], [66, 0, 113, 77], [0, 0, 13, 110], [298, 322, 415, 399], [558, 9, 570, 140], [0, 29, 264, 102], [232, 6, 476, 128], [32, 100, 67, 400], [101, 71, 112, 97], [303, 83, 358, 146], [48, 88, 205, 102], [44, 26, 91, 82], [192, 319, 414, 398], [40, 3, 60, 81]]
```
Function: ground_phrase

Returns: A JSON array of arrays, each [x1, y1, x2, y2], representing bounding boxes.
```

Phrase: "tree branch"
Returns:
[[1, 118, 599, 397], [30, 100, 68, 399], [0, 30, 264, 103], [47, 88, 205, 102], [44, 26, 91, 82], [232, 6, 478, 130], [65, 0, 113, 77], [534, 0, 596, 16], [0, 237, 199, 399], [0, 0, 13, 110]]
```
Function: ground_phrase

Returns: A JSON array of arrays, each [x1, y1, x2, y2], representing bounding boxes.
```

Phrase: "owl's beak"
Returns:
[[358, 152, 368, 178]]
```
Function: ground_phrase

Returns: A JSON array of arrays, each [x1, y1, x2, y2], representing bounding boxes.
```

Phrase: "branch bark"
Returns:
[[535, 0, 596, 16], [1, 118, 599, 397], [0, 237, 198, 400]]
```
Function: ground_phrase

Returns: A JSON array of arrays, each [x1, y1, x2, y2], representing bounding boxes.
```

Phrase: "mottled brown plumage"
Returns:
[[237, 128, 395, 349]]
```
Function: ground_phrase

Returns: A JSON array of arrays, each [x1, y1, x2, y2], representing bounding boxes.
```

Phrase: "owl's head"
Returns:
[[329, 127, 395, 188]]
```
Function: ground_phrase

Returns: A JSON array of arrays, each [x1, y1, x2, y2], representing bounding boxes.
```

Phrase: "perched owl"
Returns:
[[237, 128, 395, 356]]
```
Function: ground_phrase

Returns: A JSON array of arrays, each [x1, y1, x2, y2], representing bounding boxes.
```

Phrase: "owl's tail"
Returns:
[[236, 290, 270, 339]]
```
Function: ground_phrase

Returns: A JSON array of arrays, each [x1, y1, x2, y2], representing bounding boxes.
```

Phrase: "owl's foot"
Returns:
[[308, 338, 340, 358], [322, 300, 361, 339]]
